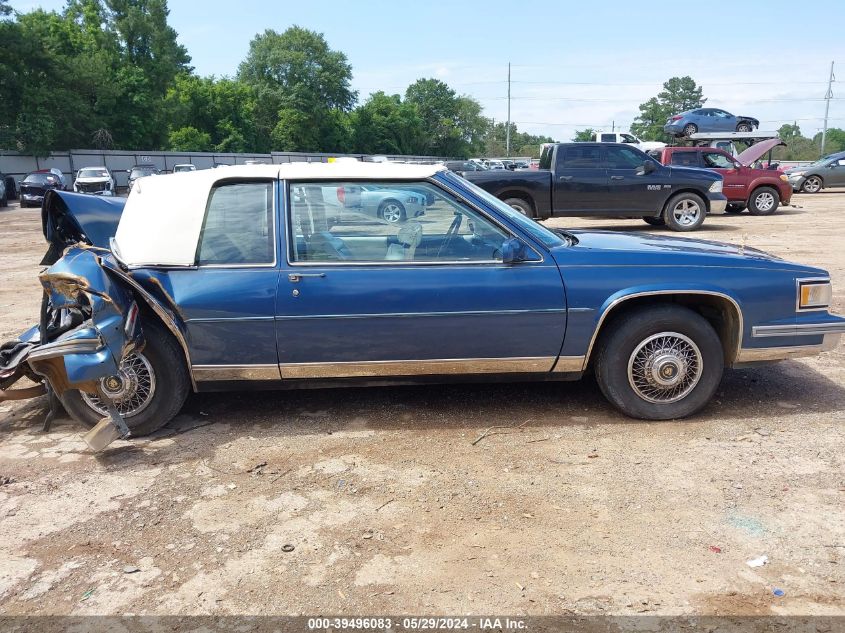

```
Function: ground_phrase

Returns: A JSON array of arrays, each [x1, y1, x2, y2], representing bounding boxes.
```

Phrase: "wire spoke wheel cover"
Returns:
[[80, 352, 157, 418], [672, 199, 701, 226], [627, 332, 703, 404]]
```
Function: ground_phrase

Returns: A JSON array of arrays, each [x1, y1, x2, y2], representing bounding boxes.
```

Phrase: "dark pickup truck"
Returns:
[[462, 142, 727, 231]]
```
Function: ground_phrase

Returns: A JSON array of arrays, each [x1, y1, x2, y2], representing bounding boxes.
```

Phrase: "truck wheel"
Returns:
[[643, 217, 665, 226], [663, 192, 706, 231], [747, 187, 779, 215], [801, 176, 822, 193], [503, 197, 533, 218], [682, 123, 697, 137], [594, 304, 724, 420], [60, 319, 190, 436]]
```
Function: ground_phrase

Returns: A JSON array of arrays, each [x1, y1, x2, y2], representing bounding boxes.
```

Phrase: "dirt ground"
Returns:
[[0, 193, 843, 618]]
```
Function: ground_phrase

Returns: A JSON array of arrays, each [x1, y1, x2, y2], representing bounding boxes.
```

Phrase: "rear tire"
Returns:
[[663, 192, 706, 231], [643, 217, 665, 226], [378, 199, 406, 224], [747, 187, 779, 215], [503, 197, 534, 218], [60, 318, 190, 436], [682, 123, 698, 137], [594, 305, 724, 420]]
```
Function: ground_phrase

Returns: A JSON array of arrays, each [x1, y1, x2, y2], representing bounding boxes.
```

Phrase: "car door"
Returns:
[[161, 179, 282, 380], [552, 144, 608, 214], [712, 109, 735, 132], [605, 145, 667, 213], [701, 150, 746, 200], [827, 158, 845, 186], [274, 179, 567, 378]]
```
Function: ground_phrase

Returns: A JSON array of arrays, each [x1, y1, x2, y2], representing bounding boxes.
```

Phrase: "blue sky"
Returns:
[[13, 0, 845, 141]]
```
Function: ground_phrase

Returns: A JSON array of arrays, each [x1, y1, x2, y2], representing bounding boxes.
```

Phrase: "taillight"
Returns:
[[336, 187, 345, 204], [671, 115, 682, 121]]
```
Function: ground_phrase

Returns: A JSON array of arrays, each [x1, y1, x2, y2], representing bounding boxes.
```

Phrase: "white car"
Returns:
[[73, 166, 114, 196], [173, 164, 197, 173], [592, 131, 666, 153]]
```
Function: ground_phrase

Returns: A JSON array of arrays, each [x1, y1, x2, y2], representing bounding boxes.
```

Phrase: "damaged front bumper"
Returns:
[[1, 247, 143, 450]]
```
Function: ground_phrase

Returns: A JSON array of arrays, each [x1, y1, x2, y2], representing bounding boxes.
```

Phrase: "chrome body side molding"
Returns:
[[278, 357, 557, 379], [192, 364, 281, 381], [751, 322, 845, 338]]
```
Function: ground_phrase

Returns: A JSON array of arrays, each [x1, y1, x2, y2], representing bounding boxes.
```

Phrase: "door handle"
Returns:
[[288, 272, 326, 283], [610, 175, 625, 180], [558, 175, 573, 181]]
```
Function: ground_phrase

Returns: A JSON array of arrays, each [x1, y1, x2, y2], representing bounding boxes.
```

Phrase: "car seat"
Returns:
[[385, 223, 422, 261]]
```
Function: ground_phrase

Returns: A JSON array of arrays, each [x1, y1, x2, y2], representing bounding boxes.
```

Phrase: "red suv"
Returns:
[[653, 139, 792, 215]]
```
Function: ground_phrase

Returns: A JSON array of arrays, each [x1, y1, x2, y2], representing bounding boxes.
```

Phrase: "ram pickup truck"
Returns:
[[463, 142, 726, 231]]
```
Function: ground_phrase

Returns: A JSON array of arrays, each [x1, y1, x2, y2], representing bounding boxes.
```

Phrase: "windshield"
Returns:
[[130, 167, 157, 178], [23, 173, 56, 185], [441, 172, 565, 249], [79, 168, 109, 178], [174, 165, 195, 172], [809, 154, 841, 167]]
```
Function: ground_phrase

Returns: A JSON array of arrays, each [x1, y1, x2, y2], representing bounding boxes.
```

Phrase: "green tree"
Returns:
[[631, 76, 706, 141], [814, 128, 845, 155], [238, 26, 355, 152], [350, 92, 426, 155], [572, 128, 596, 142], [483, 121, 554, 157], [167, 126, 211, 151], [404, 78, 488, 157]]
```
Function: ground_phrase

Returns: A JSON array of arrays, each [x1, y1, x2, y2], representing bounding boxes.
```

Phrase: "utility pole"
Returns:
[[506, 62, 511, 158], [821, 61, 835, 156]]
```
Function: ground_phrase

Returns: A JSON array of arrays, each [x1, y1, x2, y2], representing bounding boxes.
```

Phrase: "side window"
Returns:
[[621, 134, 637, 144], [558, 145, 602, 169], [605, 146, 645, 169], [197, 181, 275, 265], [670, 152, 700, 167], [288, 181, 510, 263], [600, 134, 616, 142], [702, 152, 736, 169]]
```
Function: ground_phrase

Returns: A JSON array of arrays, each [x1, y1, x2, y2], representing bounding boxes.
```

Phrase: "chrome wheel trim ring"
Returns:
[[627, 332, 703, 404], [756, 192, 775, 211], [672, 199, 701, 226], [80, 352, 157, 418], [382, 203, 403, 223], [510, 203, 528, 216], [804, 177, 821, 193]]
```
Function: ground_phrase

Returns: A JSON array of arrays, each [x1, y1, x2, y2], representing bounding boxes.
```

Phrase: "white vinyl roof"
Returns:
[[113, 162, 446, 267]]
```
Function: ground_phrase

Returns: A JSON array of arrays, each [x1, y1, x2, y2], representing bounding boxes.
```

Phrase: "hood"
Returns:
[[75, 176, 111, 183], [736, 138, 785, 166], [562, 230, 783, 262], [41, 190, 125, 264], [666, 165, 720, 180]]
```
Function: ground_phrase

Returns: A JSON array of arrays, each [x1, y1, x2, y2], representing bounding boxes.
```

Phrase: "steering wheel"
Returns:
[[436, 212, 463, 259]]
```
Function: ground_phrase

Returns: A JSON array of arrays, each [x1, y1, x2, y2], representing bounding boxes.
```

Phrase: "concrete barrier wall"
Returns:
[[0, 149, 446, 190]]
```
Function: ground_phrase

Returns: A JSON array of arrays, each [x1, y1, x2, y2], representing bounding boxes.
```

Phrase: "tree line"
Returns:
[[574, 76, 843, 160], [0, 1, 553, 158]]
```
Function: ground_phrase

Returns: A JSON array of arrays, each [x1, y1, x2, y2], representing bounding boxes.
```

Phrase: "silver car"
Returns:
[[314, 184, 428, 224], [786, 151, 845, 193]]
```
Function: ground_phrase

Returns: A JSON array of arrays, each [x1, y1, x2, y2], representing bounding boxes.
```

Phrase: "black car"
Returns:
[[19, 171, 65, 208], [463, 142, 727, 232], [127, 165, 160, 191]]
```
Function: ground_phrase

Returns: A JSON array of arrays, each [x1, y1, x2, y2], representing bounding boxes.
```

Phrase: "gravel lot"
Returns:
[[0, 194, 843, 617]]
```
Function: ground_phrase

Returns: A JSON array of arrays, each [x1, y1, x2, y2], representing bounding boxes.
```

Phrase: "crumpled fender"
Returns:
[[27, 247, 142, 395]]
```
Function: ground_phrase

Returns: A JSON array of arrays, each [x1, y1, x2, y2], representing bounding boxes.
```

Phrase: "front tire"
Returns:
[[60, 319, 190, 436], [594, 305, 724, 420], [503, 197, 534, 218], [663, 192, 706, 231], [748, 187, 779, 215], [378, 199, 406, 224], [736, 122, 753, 133], [801, 176, 823, 193]]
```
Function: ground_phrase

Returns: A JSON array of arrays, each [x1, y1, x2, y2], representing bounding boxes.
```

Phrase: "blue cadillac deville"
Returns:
[[1, 162, 843, 449]]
